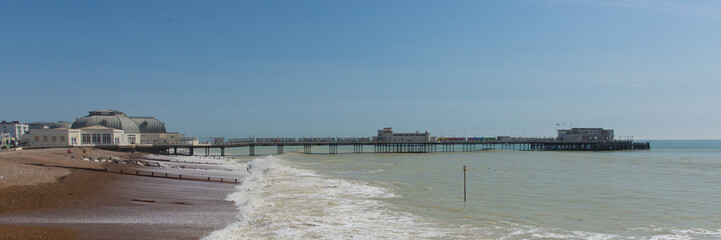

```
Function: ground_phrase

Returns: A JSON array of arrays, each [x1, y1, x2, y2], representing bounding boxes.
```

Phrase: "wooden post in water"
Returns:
[[463, 165, 467, 202]]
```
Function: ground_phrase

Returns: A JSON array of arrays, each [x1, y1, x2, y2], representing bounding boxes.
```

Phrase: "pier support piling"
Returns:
[[353, 144, 363, 153]]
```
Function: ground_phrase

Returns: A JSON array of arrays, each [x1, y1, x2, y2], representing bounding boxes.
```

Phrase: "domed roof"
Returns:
[[71, 110, 141, 133], [50, 121, 72, 129], [129, 117, 167, 133]]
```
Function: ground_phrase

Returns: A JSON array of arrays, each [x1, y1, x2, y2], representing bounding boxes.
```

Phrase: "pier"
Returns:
[[99, 139, 651, 156]]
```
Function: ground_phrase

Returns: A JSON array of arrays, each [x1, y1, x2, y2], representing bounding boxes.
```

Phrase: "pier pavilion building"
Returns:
[[25, 109, 188, 148], [374, 127, 433, 142], [129, 116, 185, 145], [556, 128, 614, 142]]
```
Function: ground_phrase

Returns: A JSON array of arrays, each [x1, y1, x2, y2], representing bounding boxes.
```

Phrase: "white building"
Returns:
[[78, 125, 134, 146], [139, 132, 184, 145], [69, 109, 153, 145], [179, 137, 200, 145], [23, 109, 201, 148], [26, 125, 141, 148], [25, 128, 82, 148], [374, 127, 432, 142], [0, 120, 29, 139], [557, 128, 614, 142]]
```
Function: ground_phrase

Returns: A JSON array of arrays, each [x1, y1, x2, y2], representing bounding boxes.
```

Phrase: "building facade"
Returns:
[[179, 137, 200, 145], [139, 132, 183, 145], [78, 125, 132, 146], [24, 109, 188, 148], [26, 128, 82, 148], [557, 128, 614, 142], [0, 121, 29, 139], [374, 128, 432, 142], [25, 125, 139, 148]]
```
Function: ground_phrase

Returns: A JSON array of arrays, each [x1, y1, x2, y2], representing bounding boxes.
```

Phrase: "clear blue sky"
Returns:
[[2, 0, 720, 139]]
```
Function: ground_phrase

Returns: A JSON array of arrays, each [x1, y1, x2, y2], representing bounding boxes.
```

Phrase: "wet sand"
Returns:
[[0, 148, 239, 240]]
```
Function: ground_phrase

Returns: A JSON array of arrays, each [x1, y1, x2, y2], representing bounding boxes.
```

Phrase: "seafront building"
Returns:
[[25, 109, 196, 148], [374, 127, 433, 142], [0, 121, 29, 148], [556, 128, 614, 142], [0, 120, 29, 139], [27, 121, 72, 130]]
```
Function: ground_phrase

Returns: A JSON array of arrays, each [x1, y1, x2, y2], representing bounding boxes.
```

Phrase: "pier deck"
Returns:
[[97, 140, 651, 156]]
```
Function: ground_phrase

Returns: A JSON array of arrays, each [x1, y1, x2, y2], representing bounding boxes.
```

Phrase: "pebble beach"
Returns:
[[0, 148, 242, 240]]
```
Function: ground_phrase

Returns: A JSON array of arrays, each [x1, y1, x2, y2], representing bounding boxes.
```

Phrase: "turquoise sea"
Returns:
[[205, 140, 721, 239]]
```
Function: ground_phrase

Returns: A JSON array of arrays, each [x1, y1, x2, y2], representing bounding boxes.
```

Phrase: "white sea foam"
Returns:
[[144, 154, 245, 171], [629, 226, 721, 240], [203, 155, 469, 239]]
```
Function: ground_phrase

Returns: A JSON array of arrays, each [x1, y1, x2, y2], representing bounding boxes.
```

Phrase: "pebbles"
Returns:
[[0, 162, 71, 189], [0, 148, 148, 189]]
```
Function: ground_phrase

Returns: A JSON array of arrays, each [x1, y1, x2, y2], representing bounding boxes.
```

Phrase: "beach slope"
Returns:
[[0, 148, 238, 240]]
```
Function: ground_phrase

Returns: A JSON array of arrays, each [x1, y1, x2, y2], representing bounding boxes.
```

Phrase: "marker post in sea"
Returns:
[[463, 165, 467, 202]]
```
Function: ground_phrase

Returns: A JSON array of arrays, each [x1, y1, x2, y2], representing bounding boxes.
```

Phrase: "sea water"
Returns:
[[205, 140, 721, 239]]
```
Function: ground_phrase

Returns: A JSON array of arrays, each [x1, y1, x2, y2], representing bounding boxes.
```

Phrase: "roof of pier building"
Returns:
[[129, 117, 167, 133], [71, 110, 168, 134], [89, 109, 127, 116], [50, 121, 72, 129], [71, 110, 141, 133]]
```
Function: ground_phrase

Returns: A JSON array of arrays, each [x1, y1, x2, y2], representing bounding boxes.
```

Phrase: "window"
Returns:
[[35, 136, 39, 142], [92, 134, 101, 143], [115, 138, 120, 144], [82, 134, 91, 143], [71, 137, 77, 145], [60, 136, 65, 142], [43, 136, 48, 142], [102, 134, 111, 144], [52, 136, 57, 142]]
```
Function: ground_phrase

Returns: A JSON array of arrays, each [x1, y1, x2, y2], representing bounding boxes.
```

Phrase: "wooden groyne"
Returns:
[[25, 163, 241, 184]]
